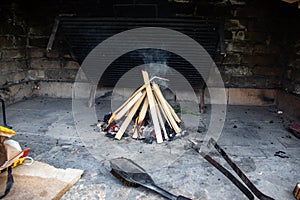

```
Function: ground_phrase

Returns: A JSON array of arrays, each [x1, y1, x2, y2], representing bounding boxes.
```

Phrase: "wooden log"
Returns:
[[142, 71, 163, 143], [155, 102, 169, 140], [114, 91, 143, 121], [138, 97, 149, 125], [153, 91, 171, 127], [108, 85, 146, 124], [115, 92, 146, 140], [152, 84, 181, 123], [166, 101, 181, 123], [152, 83, 181, 134]]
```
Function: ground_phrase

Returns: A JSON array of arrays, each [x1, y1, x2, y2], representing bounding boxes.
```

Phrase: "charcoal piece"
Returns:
[[144, 137, 153, 144], [105, 132, 116, 138], [123, 132, 129, 138], [165, 122, 176, 140], [103, 113, 112, 123]]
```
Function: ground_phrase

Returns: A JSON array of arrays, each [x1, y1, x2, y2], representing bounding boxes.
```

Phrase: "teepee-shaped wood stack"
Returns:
[[107, 70, 181, 144]]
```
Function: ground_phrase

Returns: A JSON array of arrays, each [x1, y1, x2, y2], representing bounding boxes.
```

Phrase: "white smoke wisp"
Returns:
[[139, 49, 170, 88]]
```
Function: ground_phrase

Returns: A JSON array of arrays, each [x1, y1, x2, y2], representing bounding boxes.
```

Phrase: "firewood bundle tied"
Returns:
[[106, 70, 181, 144]]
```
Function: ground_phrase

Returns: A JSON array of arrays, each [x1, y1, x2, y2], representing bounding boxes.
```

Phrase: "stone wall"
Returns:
[[210, 0, 298, 90], [284, 39, 300, 95], [0, 0, 299, 104], [0, 1, 80, 103]]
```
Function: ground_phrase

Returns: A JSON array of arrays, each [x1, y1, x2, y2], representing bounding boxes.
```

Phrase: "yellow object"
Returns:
[[0, 126, 16, 137]]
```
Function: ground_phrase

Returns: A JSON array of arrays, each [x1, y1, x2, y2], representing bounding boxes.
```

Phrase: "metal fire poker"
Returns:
[[189, 138, 275, 200]]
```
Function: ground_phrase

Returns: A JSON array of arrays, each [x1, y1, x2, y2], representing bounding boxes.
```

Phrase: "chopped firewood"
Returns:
[[152, 83, 181, 134], [101, 70, 182, 144], [155, 102, 169, 140], [142, 71, 163, 143], [138, 98, 149, 125], [108, 85, 146, 124], [115, 92, 146, 140], [114, 91, 144, 121]]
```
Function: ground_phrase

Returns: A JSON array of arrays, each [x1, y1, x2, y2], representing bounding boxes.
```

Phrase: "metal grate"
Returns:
[[59, 17, 224, 88]]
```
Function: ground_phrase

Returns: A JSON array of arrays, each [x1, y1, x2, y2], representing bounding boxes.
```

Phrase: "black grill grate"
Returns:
[[59, 17, 224, 88]]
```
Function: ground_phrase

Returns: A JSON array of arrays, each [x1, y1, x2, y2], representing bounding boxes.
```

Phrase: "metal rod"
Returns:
[[0, 98, 12, 129], [47, 17, 60, 52], [201, 152, 254, 200], [209, 138, 275, 200]]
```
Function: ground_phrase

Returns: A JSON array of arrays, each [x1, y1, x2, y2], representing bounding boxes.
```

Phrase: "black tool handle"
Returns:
[[177, 195, 192, 200], [0, 98, 12, 129], [143, 183, 192, 200]]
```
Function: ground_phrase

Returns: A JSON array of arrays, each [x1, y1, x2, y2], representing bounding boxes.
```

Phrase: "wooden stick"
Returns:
[[142, 71, 163, 143], [138, 97, 149, 125], [153, 91, 171, 127], [153, 83, 181, 123], [108, 85, 146, 124], [115, 92, 146, 140], [152, 83, 181, 134], [114, 91, 143, 121], [166, 101, 181, 123], [155, 101, 169, 140]]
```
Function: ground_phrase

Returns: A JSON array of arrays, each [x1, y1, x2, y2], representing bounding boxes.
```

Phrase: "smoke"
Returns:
[[138, 49, 170, 88]]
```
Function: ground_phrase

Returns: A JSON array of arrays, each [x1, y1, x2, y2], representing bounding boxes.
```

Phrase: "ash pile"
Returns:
[[97, 70, 186, 144]]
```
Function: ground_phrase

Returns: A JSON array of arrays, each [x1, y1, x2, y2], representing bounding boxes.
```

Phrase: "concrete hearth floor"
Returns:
[[3, 96, 300, 200]]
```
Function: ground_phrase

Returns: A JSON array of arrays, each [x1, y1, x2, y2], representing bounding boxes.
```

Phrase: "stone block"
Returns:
[[223, 53, 241, 64], [0, 84, 27, 104], [225, 19, 246, 31], [0, 60, 26, 73], [64, 61, 80, 69], [28, 25, 52, 36], [29, 48, 45, 58], [11, 71, 27, 82], [46, 69, 61, 79], [34, 82, 73, 98], [0, 36, 26, 48], [228, 88, 276, 105], [0, 23, 25, 36], [265, 78, 282, 88], [28, 69, 45, 79], [61, 69, 78, 80], [253, 44, 281, 54], [1, 71, 27, 84], [63, 53, 73, 59], [253, 66, 283, 76], [232, 30, 245, 41], [226, 42, 253, 53], [29, 37, 48, 48], [46, 50, 60, 58], [0, 37, 14, 47], [227, 0, 246, 5], [229, 76, 267, 88], [242, 55, 277, 65], [30, 58, 61, 69], [224, 65, 252, 77], [2, 49, 26, 59]]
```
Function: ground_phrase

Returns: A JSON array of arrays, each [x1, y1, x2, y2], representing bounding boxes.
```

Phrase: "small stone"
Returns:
[[233, 125, 237, 128]]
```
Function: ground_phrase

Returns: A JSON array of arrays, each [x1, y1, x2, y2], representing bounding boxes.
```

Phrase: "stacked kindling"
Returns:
[[107, 70, 181, 144]]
